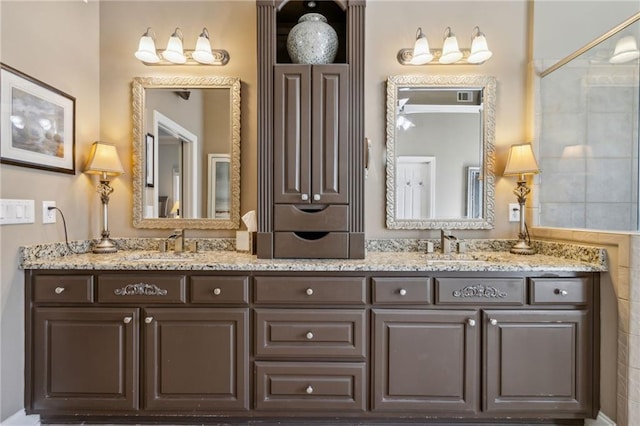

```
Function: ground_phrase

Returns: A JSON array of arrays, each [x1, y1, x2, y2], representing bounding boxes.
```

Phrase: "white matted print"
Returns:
[[1, 63, 75, 174]]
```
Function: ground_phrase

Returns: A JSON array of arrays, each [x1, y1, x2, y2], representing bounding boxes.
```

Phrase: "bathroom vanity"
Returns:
[[22, 243, 604, 424]]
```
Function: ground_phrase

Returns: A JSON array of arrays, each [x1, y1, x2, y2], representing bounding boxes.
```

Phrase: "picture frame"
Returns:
[[145, 133, 155, 187], [0, 63, 76, 174]]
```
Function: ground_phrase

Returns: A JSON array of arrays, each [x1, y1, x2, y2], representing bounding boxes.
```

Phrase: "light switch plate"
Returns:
[[0, 199, 35, 225]]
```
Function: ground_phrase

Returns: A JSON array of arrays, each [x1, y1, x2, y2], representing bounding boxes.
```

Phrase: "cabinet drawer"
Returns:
[[372, 277, 431, 304], [33, 275, 94, 304], [254, 276, 366, 304], [255, 309, 366, 359], [190, 276, 249, 304], [274, 205, 349, 232], [436, 278, 525, 305], [254, 361, 366, 412], [98, 274, 186, 304], [530, 277, 590, 305], [273, 232, 349, 259]]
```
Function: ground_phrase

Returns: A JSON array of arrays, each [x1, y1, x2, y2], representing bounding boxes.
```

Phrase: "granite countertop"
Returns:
[[20, 238, 607, 272]]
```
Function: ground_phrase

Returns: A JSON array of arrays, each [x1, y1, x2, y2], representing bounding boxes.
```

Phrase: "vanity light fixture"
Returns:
[[610, 35, 640, 64], [84, 142, 125, 254], [503, 143, 540, 255], [398, 26, 493, 65], [134, 27, 229, 66]]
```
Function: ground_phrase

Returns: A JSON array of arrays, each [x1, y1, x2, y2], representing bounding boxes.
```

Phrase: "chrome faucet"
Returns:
[[167, 229, 186, 253], [440, 229, 457, 254]]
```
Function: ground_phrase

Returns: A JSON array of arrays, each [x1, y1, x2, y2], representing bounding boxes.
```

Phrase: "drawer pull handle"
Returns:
[[114, 283, 168, 297], [306, 331, 314, 340], [399, 288, 407, 296], [306, 288, 314, 296], [490, 318, 498, 326], [313, 194, 321, 201], [556, 289, 568, 296], [301, 193, 309, 201], [306, 385, 313, 394], [213, 288, 222, 296], [55, 287, 65, 294], [123, 316, 132, 324], [467, 318, 476, 327], [145, 316, 154, 324]]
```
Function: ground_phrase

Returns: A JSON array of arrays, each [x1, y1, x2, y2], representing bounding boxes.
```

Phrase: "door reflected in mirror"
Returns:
[[132, 76, 240, 230], [386, 75, 496, 230]]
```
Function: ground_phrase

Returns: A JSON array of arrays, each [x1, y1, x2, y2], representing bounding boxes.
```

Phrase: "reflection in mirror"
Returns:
[[386, 75, 496, 229], [132, 76, 240, 229]]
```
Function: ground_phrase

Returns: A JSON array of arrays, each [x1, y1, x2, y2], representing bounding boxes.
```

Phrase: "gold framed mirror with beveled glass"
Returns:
[[132, 76, 241, 229], [386, 74, 496, 230]]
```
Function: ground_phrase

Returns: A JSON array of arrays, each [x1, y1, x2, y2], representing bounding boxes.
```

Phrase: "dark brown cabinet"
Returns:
[[483, 310, 592, 415], [274, 64, 349, 205], [26, 270, 598, 423], [32, 307, 138, 413], [372, 309, 479, 413]]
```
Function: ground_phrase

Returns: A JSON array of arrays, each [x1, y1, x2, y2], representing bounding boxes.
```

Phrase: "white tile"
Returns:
[[587, 112, 634, 158], [539, 158, 587, 203], [586, 203, 632, 231], [539, 203, 585, 229], [586, 159, 633, 203]]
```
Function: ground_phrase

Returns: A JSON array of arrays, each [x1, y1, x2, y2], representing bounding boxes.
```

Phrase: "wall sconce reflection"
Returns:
[[134, 27, 230, 66], [609, 35, 640, 64], [398, 26, 493, 65]]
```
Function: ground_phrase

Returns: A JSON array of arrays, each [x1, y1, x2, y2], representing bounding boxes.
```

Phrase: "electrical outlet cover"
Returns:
[[508, 203, 520, 222], [42, 201, 56, 224]]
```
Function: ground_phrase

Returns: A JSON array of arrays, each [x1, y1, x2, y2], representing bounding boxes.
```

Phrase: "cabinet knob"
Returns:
[[145, 316, 154, 324], [301, 194, 309, 201], [306, 288, 314, 296], [556, 289, 568, 296], [54, 286, 65, 294], [399, 288, 407, 296], [313, 194, 321, 201], [306, 385, 314, 394], [467, 318, 476, 327], [490, 318, 498, 326], [213, 288, 222, 296], [123, 316, 132, 324], [306, 331, 314, 340]]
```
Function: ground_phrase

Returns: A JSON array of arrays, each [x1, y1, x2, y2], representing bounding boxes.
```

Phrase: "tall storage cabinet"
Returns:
[[257, 0, 366, 259]]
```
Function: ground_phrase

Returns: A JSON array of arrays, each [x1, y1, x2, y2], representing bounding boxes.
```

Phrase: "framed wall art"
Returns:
[[0, 63, 76, 174]]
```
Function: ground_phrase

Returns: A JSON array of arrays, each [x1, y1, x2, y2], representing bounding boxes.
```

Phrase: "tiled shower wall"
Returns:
[[537, 60, 639, 231]]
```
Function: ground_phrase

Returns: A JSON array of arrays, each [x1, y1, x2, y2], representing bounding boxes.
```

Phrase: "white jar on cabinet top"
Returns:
[[287, 13, 338, 64]]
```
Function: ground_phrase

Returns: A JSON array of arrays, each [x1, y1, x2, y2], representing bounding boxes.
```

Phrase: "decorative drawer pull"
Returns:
[[453, 284, 507, 298], [305, 385, 313, 394], [306, 288, 314, 296], [54, 287, 65, 294], [556, 289, 568, 296], [313, 194, 321, 201], [467, 318, 476, 327], [306, 331, 314, 340], [301, 193, 309, 201], [213, 288, 222, 296], [490, 318, 498, 326], [123, 316, 132, 324], [145, 316, 154, 324], [399, 288, 407, 296]]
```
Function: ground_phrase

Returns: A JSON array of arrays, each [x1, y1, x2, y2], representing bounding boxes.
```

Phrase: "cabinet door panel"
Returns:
[[32, 307, 138, 412], [312, 65, 349, 204], [274, 65, 311, 204], [484, 310, 591, 415], [144, 308, 249, 411], [372, 309, 479, 413]]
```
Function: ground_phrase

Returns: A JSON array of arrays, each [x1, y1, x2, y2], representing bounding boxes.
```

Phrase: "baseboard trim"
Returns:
[[586, 411, 616, 426], [3, 409, 40, 425]]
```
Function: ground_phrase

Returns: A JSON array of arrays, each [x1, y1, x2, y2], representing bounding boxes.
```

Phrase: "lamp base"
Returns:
[[92, 238, 118, 254], [510, 240, 535, 255]]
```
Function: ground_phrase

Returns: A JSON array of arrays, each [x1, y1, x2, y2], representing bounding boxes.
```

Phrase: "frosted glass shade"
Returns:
[[411, 28, 433, 65], [192, 28, 214, 64], [468, 34, 493, 64], [162, 30, 186, 64], [134, 34, 159, 63], [610, 35, 640, 64], [439, 34, 463, 64]]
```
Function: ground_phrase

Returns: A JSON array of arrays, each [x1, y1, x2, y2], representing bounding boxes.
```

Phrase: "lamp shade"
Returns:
[[439, 28, 463, 64], [468, 28, 493, 64], [134, 29, 160, 63], [610, 35, 640, 64], [192, 28, 215, 64], [85, 141, 125, 176], [162, 28, 186, 64], [504, 143, 540, 176], [410, 27, 433, 65]]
